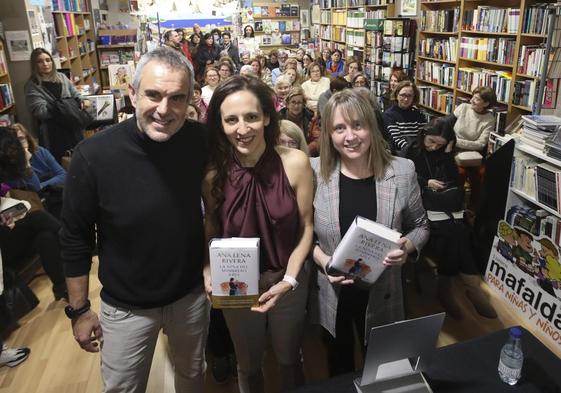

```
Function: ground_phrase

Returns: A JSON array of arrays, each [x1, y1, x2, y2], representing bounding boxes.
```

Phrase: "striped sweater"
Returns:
[[382, 105, 427, 152]]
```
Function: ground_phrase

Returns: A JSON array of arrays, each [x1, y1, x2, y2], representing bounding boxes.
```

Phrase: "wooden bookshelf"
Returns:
[[252, 2, 302, 52], [96, 29, 137, 90], [0, 40, 15, 123], [52, 1, 100, 89], [415, 0, 557, 127]]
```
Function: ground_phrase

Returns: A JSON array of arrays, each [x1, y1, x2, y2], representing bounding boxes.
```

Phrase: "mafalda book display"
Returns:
[[327, 216, 401, 285], [209, 237, 260, 308]]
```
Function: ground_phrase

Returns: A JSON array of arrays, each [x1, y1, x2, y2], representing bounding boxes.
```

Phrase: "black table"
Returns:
[[291, 328, 561, 393]]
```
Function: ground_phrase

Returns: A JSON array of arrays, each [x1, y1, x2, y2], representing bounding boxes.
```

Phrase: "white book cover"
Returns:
[[327, 216, 402, 285], [209, 237, 260, 308]]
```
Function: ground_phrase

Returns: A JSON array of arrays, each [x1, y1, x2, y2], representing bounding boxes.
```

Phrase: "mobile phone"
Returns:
[[0, 202, 28, 220]]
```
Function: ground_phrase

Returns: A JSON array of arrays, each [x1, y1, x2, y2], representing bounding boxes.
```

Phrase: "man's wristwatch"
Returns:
[[282, 274, 299, 291], [64, 299, 91, 319]]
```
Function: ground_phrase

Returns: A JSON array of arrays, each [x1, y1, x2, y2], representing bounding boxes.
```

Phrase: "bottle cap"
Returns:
[[509, 327, 522, 338]]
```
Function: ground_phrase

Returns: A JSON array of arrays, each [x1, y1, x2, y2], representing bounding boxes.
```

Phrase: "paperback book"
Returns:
[[327, 216, 402, 284], [209, 237, 260, 308]]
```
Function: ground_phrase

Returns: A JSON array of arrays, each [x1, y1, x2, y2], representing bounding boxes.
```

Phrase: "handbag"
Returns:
[[0, 268, 39, 334], [53, 97, 93, 130]]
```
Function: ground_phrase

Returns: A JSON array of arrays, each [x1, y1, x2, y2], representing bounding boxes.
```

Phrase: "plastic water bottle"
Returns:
[[498, 327, 524, 385]]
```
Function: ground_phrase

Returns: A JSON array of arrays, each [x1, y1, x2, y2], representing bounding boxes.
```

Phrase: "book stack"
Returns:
[[347, 10, 366, 29], [520, 115, 561, 152], [418, 37, 457, 61]]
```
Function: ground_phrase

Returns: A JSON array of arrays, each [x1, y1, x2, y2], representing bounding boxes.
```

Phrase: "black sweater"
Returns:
[[406, 144, 460, 188], [60, 118, 208, 308]]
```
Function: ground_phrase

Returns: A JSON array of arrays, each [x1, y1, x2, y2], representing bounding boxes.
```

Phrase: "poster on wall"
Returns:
[[485, 219, 561, 353], [108, 64, 134, 92], [5, 31, 32, 62], [400, 0, 417, 16], [300, 9, 310, 28]]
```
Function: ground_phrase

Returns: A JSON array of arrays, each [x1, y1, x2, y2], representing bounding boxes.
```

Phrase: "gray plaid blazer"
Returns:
[[309, 157, 429, 340]]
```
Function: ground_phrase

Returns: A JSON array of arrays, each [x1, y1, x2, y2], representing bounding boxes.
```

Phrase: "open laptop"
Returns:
[[354, 313, 445, 393]]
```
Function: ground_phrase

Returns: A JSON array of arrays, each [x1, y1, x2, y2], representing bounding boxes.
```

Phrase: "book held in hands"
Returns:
[[209, 237, 260, 308], [327, 216, 402, 285]]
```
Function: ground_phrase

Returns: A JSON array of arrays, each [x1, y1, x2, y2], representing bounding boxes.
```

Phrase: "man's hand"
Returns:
[[251, 280, 292, 313], [72, 310, 103, 353]]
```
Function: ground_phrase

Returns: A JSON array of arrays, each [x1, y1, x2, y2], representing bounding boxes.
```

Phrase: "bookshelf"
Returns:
[[96, 29, 137, 90], [52, 0, 100, 89], [0, 40, 15, 125], [416, 0, 558, 130], [319, 0, 395, 61], [251, 2, 302, 51]]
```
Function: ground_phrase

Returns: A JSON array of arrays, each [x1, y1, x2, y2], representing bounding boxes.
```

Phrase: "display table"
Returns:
[[291, 327, 560, 393]]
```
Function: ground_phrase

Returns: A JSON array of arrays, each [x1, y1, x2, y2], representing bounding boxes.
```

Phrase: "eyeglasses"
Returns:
[[280, 139, 299, 148], [398, 93, 413, 99]]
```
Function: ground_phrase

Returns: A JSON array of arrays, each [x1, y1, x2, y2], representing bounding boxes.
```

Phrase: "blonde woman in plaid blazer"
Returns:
[[309, 89, 429, 376]]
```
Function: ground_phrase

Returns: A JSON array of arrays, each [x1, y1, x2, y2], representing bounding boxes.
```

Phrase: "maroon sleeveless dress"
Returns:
[[220, 147, 299, 272]]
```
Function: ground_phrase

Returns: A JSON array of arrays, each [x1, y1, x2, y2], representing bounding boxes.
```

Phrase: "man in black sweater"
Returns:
[[60, 47, 209, 393]]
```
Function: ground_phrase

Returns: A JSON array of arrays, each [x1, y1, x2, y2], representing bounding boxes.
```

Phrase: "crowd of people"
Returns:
[[0, 23, 501, 392]]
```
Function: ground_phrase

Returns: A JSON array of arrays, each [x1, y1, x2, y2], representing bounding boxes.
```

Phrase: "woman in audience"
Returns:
[[189, 33, 201, 75], [240, 51, 251, 66], [310, 89, 429, 377], [273, 74, 292, 111], [195, 33, 220, 81], [192, 82, 208, 122], [295, 48, 306, 72], [203, 75, 313, 393], [201, 66, 221, 106], [326, 49, 345, 78], [301, 53, 314, 80], [406, 117, 497, 319], [383, 80, 426, 155], [256, 55, 272, 83], [301, 62, 330, 113], [343, 58, 362, 84], [453, 86, 497, 210], [279, 87, 319, 156], [250, 57, 272, 87], [25, 48, 91, 163], [382, 68, 408, 111], [279, 120, 309, 155], [0, 126, 67, 301], [320, 48, 332, 69], [186, 103, 201, 122], [266, 49, 280, 71], [217, 59, 235, 81], [240, 25, 259, 57], [351, 73, 369, 89]]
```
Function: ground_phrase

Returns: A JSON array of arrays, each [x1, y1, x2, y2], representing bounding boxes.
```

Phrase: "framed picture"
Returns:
[[85, 95, 115, 121], [400, 0, 418, 16], [300, 9, 310, 28]]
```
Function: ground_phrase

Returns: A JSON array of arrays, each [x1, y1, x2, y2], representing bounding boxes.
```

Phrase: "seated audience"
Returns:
[[279, 120, 310, 155], [279, 87, 319, 156], [406, 117, 497, 319], [201, 66, 220, 106], [301, 62, 330, 113], [326, 49, 345, 78]]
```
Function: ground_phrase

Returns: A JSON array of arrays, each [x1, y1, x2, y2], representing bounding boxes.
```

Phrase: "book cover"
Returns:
[[522, 115, 561, 127], [210, 237, 260, 308], [290, 5, 299, 17], [327, 216, 401, 284]]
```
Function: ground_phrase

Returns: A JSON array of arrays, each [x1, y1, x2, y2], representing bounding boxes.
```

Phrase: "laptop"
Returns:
[[354, 313, 445, 393]]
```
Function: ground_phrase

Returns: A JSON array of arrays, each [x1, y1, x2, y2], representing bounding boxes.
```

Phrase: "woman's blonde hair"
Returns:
[[280, 119, 309, 155], [319, 89, 392, 181]]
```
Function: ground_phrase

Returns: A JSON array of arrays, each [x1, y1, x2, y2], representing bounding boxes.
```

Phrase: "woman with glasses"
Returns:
[[301, 62, 330, 114], [201, 66, 221, 106], [280, 87, 321, 157], [310, 89, 429, 376], [351, 73, 369, 89], [279, 120, 309, 155], [382, 80, 427, 156]]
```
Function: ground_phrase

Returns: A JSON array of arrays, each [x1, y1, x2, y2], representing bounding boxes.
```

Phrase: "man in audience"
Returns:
[[60, 47, 209, 393], [271, 50, 289, 85], [219, 32, 240, 71]]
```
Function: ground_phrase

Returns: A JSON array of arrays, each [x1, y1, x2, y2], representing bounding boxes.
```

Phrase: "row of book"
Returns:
[[0, 84, 14, 111], [347, 11, 366, 29], [319, 0, 394, 7], [381, 52, 412, 68], [517, 45, 546, 77], [52, 0, 88, 12], [320, 11, 331, 25], [254, 20, 301, 34], [456, 67, 512, 103], [512, 79, 537, 109], [418, 37, 457, 62], [332, 10, 347, 26], [347, 29, 366, 47], [382, 36, 411, 52], [420, 8, 460, 33], [252, 5, 298, 18], [0, 49, 7, 76], [256, 33, 299, 46], [55, 13, 81, 37], [417, 61, 455, 88], [458, 37, 516, 65], [100, 50, 134, 66], [522, 4, 551, 35], [332, 26, 346, 42], [383, 19, 414, 37], [366, 64, 393, 82], [366, 10, 387, 21], [418, 86, 454, 114], [462, 7, 520, 34], [505, 205, 561, 247]]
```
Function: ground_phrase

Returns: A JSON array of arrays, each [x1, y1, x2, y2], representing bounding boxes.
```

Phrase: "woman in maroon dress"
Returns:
[[203, 75, 313, 393]]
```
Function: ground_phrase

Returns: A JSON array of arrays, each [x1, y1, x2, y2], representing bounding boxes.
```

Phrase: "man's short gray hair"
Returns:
[[132, 47, 194, 101]]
